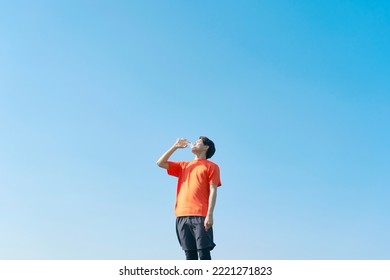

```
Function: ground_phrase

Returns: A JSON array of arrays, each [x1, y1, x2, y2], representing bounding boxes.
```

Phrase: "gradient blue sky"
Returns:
[[1, 0, 389, 260]]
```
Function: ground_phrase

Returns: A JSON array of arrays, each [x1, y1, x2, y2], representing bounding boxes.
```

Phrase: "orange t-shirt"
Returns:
[[167, 159, 222, 217]]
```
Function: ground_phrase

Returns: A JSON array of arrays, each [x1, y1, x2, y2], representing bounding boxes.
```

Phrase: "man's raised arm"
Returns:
[[156, 139, 188, 169]]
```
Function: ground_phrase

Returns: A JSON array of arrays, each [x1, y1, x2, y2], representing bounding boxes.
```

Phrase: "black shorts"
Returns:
[[176, 216, 216, 251]]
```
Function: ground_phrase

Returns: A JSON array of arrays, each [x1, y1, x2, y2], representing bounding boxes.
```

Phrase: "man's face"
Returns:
[[192, 139, 208, 153]]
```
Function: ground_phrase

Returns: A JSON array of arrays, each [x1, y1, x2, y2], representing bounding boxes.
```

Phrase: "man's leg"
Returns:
[[198, 248, 211, 260], [177, 217, 198, 260], [185, 250, 198, 260], [192, 217, 216, 258]]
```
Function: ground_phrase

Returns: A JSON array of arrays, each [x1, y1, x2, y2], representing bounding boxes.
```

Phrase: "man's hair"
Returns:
[[199, 136, 216, 159]]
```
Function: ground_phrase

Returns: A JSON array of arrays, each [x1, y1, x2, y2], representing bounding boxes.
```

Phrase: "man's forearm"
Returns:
[[156, 145, 177, 169], [207, 185, 217, 216], [204, 185, 217, 230]]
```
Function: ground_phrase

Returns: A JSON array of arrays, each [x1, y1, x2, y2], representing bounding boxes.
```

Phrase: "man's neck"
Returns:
[[193, 153, 207, 160]]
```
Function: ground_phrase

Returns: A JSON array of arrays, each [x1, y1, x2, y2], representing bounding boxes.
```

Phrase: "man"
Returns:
[[156, 136, 222, 260]]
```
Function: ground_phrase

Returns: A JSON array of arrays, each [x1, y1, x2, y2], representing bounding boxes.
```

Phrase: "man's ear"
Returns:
[[204, 145, 209, 151]]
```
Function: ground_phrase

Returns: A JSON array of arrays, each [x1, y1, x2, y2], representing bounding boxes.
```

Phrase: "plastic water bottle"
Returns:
[[186, 141, 193, 148]]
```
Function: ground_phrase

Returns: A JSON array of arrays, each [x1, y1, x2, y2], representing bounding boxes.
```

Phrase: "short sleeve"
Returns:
[[208, 164, 222, 186], [167, 161, 182, 177]]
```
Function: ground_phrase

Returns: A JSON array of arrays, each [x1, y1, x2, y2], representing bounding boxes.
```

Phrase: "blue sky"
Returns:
[[1, 0, 389, 259]]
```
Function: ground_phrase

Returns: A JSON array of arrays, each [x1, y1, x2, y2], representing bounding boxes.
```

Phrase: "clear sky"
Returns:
[[1, 0, 389, 260]]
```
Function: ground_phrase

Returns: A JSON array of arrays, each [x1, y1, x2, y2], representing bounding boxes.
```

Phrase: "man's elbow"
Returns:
[[156, 160, 168, 169]]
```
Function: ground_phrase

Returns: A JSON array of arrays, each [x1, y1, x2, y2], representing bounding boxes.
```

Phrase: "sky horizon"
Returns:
[[1, 0, 389, 259]]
